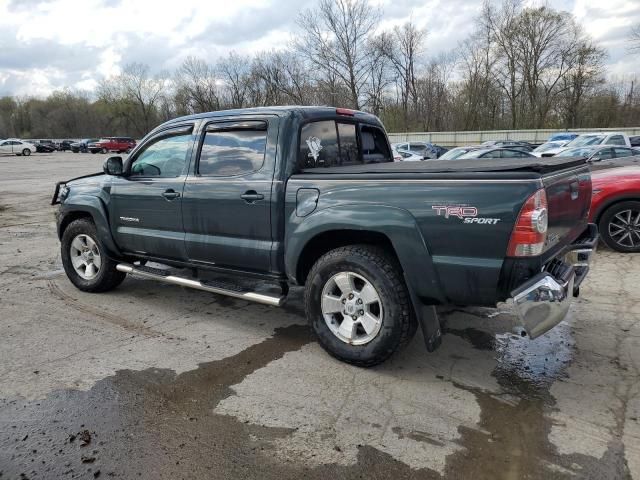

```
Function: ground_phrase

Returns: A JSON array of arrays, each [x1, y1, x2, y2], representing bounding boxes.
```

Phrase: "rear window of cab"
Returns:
[[299, 120, 391, 169]]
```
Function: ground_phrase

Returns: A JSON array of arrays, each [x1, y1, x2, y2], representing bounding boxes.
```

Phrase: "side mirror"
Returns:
[[103, 156, 124, 176]]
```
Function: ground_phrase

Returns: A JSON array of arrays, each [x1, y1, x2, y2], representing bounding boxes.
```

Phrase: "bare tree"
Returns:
[[481, 0, 524, 128], [175, 56, 220, 113], [296, 0, 380, 109], [98, 63, 168, 134], [218, 52, 251, 108], [376, 22, 426, 128], [561, 39, 606, 127]]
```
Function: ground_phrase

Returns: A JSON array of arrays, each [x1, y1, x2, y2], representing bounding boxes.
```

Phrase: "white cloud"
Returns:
[[0, 0, 637, 96]]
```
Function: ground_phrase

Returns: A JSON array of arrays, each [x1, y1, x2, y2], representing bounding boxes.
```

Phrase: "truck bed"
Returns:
[[300, 156, 588, 178]]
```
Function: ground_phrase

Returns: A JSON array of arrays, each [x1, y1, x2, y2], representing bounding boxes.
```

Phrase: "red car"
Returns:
[[88, 137, 136, 154], [589, 166, 640, 252]]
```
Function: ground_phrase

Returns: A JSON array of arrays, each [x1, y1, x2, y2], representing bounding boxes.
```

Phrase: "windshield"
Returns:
[[440, 147, 474, 160], [555, 147, 596, 157], [533, 142, 565, 153], [568, 135, 605, 147]]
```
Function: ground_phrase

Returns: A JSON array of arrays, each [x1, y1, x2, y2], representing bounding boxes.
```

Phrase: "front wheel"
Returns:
[[101, 147, 108, 154], [61, 218, 126, 292], [599, 201, 640, 252], [304, 245, 417, 367], [22, 148, 31, 156]]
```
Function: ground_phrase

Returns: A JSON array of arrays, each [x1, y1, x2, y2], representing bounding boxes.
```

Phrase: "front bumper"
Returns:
[[510, 223, 598, 339]]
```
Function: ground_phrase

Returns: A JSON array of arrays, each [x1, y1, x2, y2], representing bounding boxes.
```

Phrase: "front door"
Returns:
[[109, 126, 196, 261], [182, 119, 274, 273]]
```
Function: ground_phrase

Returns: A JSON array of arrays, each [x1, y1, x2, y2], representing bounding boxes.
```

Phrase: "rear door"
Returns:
[[109, 124, 196, 260], [182, 117, 276, 273]]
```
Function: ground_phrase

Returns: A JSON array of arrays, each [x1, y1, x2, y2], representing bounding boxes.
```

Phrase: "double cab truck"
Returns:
[[52, 107, 598, 366]]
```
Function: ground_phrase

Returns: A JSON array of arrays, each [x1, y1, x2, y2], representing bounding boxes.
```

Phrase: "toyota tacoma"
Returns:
[[52, 107, 598, 366]]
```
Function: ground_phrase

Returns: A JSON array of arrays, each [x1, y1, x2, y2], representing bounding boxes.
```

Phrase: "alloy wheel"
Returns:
[[320, 271, 383, 345], [69, 234, 102, 280], [608, 209, 640, 248]]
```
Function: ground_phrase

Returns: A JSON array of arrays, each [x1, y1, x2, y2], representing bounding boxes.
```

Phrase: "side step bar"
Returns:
[[116, 263, 285, 307]]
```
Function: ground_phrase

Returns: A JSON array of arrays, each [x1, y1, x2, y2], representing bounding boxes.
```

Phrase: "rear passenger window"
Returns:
[[299, 121, 391, 169], [360, 126, 391, 163], [337, 123, 359, 165], [609, 135, 626, 146], [299, 121, 339, 169], [199, 127, 267, 176]]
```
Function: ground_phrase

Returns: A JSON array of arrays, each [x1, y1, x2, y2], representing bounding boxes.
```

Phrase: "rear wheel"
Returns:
[[599, 201, 640, 252], [61, 218, 126, 292], [304, 245, 417, 367]]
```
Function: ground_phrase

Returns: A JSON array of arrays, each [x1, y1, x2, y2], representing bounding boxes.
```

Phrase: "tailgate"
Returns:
[[543, 166, 591, 252]]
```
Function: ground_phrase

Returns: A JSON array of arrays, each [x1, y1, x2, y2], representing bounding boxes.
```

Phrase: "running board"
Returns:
[[116, 263, 285, 307]]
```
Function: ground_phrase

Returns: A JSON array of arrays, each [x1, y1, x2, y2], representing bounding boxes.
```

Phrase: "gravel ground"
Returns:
[[0, 151, 638, 479]]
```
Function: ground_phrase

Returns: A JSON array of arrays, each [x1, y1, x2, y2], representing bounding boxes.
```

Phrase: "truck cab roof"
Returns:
[[160, 106, 383, 128]]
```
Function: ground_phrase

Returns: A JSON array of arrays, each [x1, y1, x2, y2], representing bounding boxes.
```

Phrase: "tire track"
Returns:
[[46, 278, 162, 338]]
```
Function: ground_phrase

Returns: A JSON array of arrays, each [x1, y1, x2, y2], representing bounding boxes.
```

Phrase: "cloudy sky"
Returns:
[[0, 0, 638, 97]]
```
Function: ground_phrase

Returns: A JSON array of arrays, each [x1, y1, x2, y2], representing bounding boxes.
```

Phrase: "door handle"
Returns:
[[162, 189, 180, 200], [240, 191, 264, 203]]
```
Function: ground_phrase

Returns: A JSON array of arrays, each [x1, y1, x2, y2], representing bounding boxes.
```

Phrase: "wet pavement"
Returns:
[[1, 153, 639, 479]]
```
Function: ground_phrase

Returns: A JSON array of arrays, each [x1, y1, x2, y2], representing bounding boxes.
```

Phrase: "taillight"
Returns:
[[507, 189, 548, 257]]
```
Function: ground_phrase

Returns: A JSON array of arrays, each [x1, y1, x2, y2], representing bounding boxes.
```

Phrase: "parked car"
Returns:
[[554, 145, 639, 163], [457, 147, 536, 159], [629, 135, 640, 147], [432, 145, 449, 158], [548, 132, 578, 142], [71, 139, 99, 153], [0, 139, 36, 156], [52, 106, 597, 366], [589, 166, 640, 253], [34, 140, 57, 153], [393, 148, 423, 161], [88, 137, 136, 154], [439, 146, 481, 160], [539, 132, 631, 157], [568, 132, 630, 148], [532, 141, 570, 157], [58, 140, 75, 151], [392, 142, 438, 159]]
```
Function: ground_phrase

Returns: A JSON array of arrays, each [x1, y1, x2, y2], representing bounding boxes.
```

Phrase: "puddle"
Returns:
[[444, 320, 631, 479]]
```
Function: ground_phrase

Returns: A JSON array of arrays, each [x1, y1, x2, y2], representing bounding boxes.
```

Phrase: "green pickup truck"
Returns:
[[52, 106, 598, 366]]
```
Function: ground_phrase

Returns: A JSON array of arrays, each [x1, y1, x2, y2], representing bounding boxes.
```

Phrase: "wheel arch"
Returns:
[[593, 194, 640, 224], [57, 197, 122, 257], [286, 204, 446, 305]]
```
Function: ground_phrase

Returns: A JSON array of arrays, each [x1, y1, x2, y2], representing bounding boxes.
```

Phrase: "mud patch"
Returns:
[[0, 325, 441, 479], [443, 322, 632, 479]]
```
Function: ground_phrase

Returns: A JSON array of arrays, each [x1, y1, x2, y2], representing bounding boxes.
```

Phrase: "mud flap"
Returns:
[[406, 280, 442, 352]]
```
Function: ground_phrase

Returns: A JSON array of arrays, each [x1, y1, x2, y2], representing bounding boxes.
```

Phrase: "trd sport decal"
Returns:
[[432, 205, 501, 225]]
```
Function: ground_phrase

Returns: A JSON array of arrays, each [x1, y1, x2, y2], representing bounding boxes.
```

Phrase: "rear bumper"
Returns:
[[510, 223, 598, 339]]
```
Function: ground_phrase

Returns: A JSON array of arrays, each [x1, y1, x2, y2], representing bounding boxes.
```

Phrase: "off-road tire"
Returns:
[[304, 245, 417, 367], [598, 201, 640, 253], [61, 218, 126, 292]]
